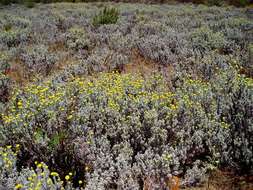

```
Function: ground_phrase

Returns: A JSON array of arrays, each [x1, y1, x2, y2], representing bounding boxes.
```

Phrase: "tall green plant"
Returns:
[[92, 7, 119, 26]]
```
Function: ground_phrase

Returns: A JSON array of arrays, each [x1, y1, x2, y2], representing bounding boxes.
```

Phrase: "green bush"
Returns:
[[92, 7, 119, 26]]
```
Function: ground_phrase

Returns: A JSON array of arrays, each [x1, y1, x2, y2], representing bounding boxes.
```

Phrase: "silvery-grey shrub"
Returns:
[[20, 44, 58, 75]]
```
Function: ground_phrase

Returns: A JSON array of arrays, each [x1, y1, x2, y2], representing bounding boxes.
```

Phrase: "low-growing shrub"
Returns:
[[0, 73, 11, 103], [92, 7, 119, 26], [20, 45, 58, 75], [0, 146, 78, 189], [249, 44, 253, 67], [137, 34, 188, 65], [0, 15, 31, 48], [210, 70, 253, 173], [66, 26, 94, 52], [0, 51, 10, 73], [0, 30, 25, 48], [190, 26, 225, 56]]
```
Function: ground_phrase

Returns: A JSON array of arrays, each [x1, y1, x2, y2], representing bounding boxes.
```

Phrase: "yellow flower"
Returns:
[[37, 163, 42, 168], [50, 172, 59, 176], [78, 180, 83, 184], [67, 115, 73, 120], [65, 175, 70, 181], [15, 184, 23, 189], [17, 101, 23, 108]]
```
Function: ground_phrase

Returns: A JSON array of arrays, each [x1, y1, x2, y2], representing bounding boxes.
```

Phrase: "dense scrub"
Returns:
[[0, 2, 252, 190]]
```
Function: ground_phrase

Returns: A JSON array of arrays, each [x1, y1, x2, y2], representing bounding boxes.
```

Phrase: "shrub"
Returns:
[[209, 69, 253, 173], [0, 51, 10, 73], [0, 146, 77, 189], [0, 73, 11, 103], [190, 26, 226, 56], [0, 30, 23, 48], [20, 45, 58, 75], [192, 52, 231, 80], [65, 26, 94, 52], [137, 35, 177, 65], [249, 44, 253, 65], [136, 33, 188, 65], [0, 15, 31, 48], [92, 7, 119, 26]]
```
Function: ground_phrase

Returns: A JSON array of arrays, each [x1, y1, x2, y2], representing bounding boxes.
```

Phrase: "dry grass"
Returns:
[[184, 170, 253, 190], [6, 58, 30, 86], [122, 50, 174, 79]]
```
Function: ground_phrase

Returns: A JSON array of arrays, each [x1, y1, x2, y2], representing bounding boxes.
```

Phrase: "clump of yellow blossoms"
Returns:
[[2, 72, 178, 126]]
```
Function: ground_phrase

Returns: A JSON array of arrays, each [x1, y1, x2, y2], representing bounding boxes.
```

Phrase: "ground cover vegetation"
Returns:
[[0, 1, 252, 190]]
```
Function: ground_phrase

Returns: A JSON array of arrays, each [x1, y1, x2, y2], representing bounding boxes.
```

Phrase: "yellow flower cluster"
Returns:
[[0, 146, 17, 170], [2, 72, 177, 126], [185, 78, 209, 91], [72, 72, 176, 110], [2, 81, 65, 125], [237, 74, 253, 87], [221, 121, 230, 129], [21, 161, 63, 190], [0, 145, 79, 189]]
